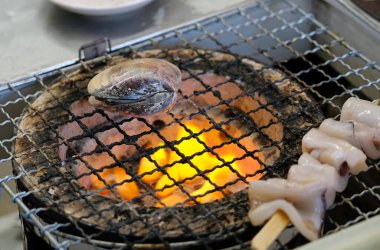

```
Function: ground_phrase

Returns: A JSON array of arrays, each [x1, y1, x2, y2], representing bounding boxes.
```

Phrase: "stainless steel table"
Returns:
[[0, 0, 248, 84]]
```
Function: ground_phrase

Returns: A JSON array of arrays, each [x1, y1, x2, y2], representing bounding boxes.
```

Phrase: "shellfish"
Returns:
[[87, 58, 181, 115]]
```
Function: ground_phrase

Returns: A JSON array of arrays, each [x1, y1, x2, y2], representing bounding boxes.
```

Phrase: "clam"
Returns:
[[87, 58, 181, 116]]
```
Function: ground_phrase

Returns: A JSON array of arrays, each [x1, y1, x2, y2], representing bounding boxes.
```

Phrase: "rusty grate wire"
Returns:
[[1, 0, 380, 249]]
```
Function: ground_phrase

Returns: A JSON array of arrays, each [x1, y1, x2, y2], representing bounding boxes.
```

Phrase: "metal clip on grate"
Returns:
[[1, 0, 380, 249], [79, 37, 112, 61]]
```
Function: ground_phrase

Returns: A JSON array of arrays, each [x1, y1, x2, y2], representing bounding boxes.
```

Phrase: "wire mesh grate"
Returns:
[[1, 0, 380, 249]]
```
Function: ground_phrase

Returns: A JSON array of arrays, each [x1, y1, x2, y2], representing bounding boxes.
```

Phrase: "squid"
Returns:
[[248, 178, 326, 241], [341, 97, 380, 128], [320, 118, 380, 159], [249, 153, 349, 241], [302, 129, 368, 175], [290, 153, 349, 206], [248, 97, 377, 243]]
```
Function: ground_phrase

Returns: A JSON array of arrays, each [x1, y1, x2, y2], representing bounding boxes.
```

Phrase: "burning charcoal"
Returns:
[[15, 48, 326, 243], [87, 58, 181, 115]]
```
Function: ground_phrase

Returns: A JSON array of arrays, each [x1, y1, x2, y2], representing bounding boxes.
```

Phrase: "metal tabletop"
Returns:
[[0, 0, 249, 84]]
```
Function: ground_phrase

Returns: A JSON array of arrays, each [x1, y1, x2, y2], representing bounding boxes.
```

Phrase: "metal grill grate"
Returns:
[[1, 0, 380, 249]]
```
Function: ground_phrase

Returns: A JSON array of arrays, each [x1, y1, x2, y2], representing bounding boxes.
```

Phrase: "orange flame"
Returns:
[[90, 166, 139, 199], [88, 119, 263, 207]]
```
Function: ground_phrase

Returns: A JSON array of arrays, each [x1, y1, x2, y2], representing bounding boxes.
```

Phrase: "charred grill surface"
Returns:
[[13, 49, 324, 245]]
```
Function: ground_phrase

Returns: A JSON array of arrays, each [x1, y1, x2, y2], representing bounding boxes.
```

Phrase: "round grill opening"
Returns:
[[70, 84, 269, 207], [13, 49, 324, 244]]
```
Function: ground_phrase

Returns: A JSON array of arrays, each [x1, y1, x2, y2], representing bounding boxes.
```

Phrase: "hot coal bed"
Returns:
[[12, 48, 328, 249]]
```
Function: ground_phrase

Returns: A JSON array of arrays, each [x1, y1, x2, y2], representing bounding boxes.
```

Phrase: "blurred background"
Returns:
[[0, 0, 249, 84]]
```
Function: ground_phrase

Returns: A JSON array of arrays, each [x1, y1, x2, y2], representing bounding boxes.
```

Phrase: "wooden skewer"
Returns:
[[251, 98, 380, 250], [251, 211, 290, 250]]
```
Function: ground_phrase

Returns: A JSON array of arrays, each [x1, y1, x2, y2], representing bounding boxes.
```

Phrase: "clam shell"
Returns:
[[88, 58, 181, 115]]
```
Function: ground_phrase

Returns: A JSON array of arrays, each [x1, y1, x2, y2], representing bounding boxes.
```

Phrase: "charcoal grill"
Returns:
[[1, 0, 380, 249]]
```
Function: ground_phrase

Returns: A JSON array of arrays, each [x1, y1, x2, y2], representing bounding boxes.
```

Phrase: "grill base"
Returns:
[[1, 0, 379, 249], [13, 48, 323, 246], [23, 218, 53, 250]]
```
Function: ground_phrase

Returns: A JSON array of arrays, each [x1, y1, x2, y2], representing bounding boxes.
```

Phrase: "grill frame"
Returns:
[[13, 48, 324, 247], [1, 0, 380, 249]]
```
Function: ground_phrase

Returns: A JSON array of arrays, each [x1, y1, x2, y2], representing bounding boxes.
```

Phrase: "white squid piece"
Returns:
[[289, 153, 349, 207], [248, 179, 326, 241], [302, 129, 368, 175], [249, 153, 348, 241], [341, 97, 380, 128], [320, 118, 380, 159], [248, 97, 377, 243]]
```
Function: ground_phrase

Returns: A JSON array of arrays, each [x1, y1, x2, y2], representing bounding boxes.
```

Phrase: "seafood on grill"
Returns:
[[87, 58, 181, 115], [249, 153, 350, 241], [249, 97, 377, 243], [290, 153, 348, 207], [319, 118, 380, 160], [302, 128, 368, 175], [341, 97, 380, 128], [15, 49, 325, 240]]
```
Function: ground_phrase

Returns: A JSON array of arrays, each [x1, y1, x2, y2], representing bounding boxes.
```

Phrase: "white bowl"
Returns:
[[49, 0, 154, 16]]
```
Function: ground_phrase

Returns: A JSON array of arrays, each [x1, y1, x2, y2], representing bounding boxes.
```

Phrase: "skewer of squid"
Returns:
[[251, 210, 290, 250], [250, 98, 380, 250], [250, 151, 351, 249]]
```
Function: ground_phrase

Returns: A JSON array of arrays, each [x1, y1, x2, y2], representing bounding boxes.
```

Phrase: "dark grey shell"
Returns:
[[87, 58, 181, 115]]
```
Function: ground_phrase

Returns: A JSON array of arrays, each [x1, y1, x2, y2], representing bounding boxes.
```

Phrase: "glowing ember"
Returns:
[[89, 118, 264, 207]]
